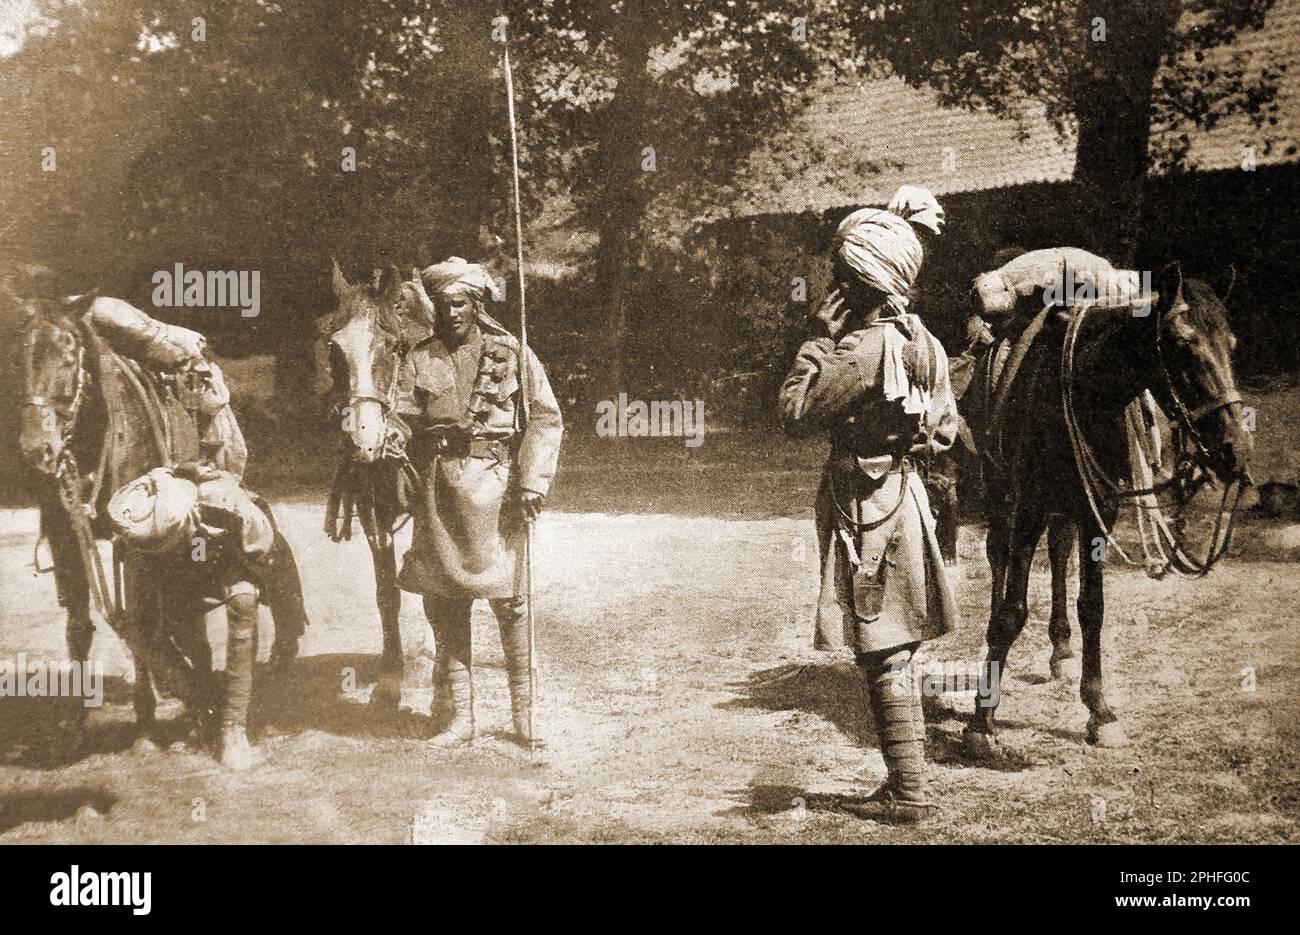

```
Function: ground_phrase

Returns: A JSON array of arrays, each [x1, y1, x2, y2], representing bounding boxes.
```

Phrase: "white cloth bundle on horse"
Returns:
[[974, 248, 1146, 320], [83, 296, 247, 476], [108, 465, 273, 558]]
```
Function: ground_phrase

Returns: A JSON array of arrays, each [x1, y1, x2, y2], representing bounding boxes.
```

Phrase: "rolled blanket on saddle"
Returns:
[[974, 248, 1147, 322], [83, 296, 247, 476], [85, 295, 208, 369], [108, 463, 309, 637]]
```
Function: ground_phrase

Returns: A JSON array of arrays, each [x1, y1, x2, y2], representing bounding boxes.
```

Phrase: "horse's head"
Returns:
[[1152, 263, 1253, 485], [19, 304, 86, 476], [327, 260, 417, 462]]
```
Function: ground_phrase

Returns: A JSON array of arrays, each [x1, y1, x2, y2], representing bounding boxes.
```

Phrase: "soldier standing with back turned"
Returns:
[[779, 192, 959, 822]]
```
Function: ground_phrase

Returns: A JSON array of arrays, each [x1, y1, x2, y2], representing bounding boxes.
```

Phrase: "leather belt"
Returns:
[[424, 430, 511, 463]]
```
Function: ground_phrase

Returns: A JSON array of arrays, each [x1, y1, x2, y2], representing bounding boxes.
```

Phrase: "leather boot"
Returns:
[[426, 598, 474, 747], [843, 651, 936, 823], [494, 598, 539, 748]]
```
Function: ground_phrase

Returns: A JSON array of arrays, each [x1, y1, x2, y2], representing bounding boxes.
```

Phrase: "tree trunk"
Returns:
[[1072, 1, 1180, 266], [591, 14, 656, 400], [433, 3, 496, 262]]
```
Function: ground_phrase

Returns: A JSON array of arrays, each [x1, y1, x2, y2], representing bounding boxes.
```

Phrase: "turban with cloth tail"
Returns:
[[831, 188, 942, 416], [887, 185, 945, 236], [833, 208, 924, 316], [415, 256, 512, 337], [420, 257, 503, 302]]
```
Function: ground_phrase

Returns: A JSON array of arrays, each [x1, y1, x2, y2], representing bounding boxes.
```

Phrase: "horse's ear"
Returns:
[[380, 264, 404, 302], [330, 258, 352, 302], [1214, 263, 1238, 304], [1151, 260, 1183, 309], [477, 229, 506, 264]]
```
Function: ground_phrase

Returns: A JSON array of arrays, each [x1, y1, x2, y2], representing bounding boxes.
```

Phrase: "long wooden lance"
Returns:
[[499, 18, 539, 753]]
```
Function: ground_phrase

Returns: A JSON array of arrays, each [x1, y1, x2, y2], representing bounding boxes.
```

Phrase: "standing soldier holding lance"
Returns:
[[779, 190, 959, 822], [397, 259, 563, 747]]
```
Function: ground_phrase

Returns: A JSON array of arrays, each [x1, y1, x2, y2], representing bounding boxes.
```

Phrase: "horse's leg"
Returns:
[[985, 500, 1009, 622], [45, 507, 94, 684], [965, 503, 1048, 757], [1047, 516, 1078, 680], [169, 596, 215, 743], [42, 505, 94, 752], [1078, 520, 1126, 747], [265, 522, 308, 672], [120, 560, 158, 732], [370, 534, 403, 708]]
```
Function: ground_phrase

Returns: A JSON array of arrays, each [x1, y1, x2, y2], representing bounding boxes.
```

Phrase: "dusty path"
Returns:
[[1, 498, 1296, 843]]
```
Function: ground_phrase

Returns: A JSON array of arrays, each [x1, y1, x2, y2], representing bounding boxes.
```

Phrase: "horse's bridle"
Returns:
[[22, 316, 88, 461], [326, 329, 421, 545], [1153, 294, 1244, 475], [1061, 285, 1247, 578], [334, 338, 405, 450]]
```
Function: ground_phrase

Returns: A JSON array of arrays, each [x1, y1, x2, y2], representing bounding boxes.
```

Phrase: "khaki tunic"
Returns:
[[780, 313, 959, 655], [396, 324, 563, 599]]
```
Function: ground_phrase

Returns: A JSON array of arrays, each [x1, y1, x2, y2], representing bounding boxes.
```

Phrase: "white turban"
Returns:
[[887, 185, 944, 236], [833, 208, 924, 314], [420, 257, 501, 302]]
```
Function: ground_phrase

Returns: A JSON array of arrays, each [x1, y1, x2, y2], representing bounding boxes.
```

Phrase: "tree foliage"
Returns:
[[841, 0, 1287, 258]]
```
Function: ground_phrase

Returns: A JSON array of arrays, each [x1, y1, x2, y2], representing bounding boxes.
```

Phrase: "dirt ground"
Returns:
[[1, 433, 1297, 844]]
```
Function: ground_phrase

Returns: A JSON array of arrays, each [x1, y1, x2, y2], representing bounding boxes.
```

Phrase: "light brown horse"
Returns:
[[322, 262, 424, 706]]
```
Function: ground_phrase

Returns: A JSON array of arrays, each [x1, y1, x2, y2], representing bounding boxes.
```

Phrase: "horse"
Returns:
[[322, 262, 424, 707], [950, 345, 1081, 681], [961, 264, 1251, 755], [18, 298, 221, 747]]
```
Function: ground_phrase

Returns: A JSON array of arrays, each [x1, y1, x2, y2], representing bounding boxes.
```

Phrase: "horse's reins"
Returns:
[[24, 316, 176, 632], [1061, 296, 1245, 578], [327, 340, 424, 545]]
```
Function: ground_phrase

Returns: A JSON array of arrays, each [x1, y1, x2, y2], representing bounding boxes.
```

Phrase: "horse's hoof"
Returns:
[[1086, 719, 1130, 748], [962, 726, 1001, 760], [1049, 656, 1081, 682], [75, 804, 105, 826], [130, 736, 158, 755], [219, 726, 266, 770]]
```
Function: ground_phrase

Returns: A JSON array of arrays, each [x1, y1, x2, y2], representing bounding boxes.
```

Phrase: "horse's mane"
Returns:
[[337, 284, 405, 339], [1179, 278, 1233, 344]]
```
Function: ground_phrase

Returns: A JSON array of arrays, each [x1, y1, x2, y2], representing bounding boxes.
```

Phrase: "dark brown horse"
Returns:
[[951, 344, 1080, 682], [322, 263, 423, 707], [18, 298, 218, 744], [963, 265, 1251, 755]]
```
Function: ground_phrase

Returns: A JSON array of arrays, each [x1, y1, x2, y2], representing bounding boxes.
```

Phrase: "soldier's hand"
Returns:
[[517, 491, 545, 523], [812, 289, 852, 339], [966, 314, 994, 348]]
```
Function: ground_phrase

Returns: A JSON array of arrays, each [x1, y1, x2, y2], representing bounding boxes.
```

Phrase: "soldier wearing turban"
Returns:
[[397, 258, 563, 747], [779, 188, 959, 822]]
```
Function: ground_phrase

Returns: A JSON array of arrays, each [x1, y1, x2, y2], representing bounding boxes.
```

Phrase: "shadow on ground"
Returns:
[[0, 679, 152, 768], [251, 652, 436, 742], [0, 785, 117, 833]]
